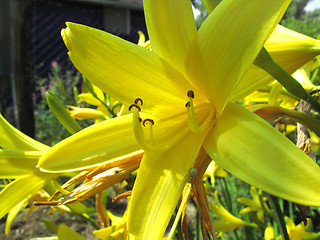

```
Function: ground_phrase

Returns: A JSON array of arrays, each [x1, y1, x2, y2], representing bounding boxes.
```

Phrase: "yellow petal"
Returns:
[[144, 0, 196, 72], [0, 114, 49, 151], [0, 172, 56, 219], [38, 115, 141, 172], [265, 222, 275, 240], [266, 25, 320, 70], [232, 25, 320, 101], [0, 149, 42, 178], [78, 93, 101, 106], [127, 123, 209, 239], [293, 67, 319, 91], [185, 0, 290, 116], [204, 102, 320, 206], [62, 22, 192, 115], [5, 198, 28, 235], [67, 106, 107, 120]]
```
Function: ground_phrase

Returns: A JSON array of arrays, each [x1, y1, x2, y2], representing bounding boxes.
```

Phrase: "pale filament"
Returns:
[[186, 90, 209, 133], [129, 100, 168, 152]]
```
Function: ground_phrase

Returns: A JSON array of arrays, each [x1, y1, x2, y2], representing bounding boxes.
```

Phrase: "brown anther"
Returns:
[[33, 201, 60, 206], [134, 98, 143, 106], [138, 117, 142, 122], [143, 118, 155, 127], [187, 90, 194, 99], [129, 103, 141, 111], [185, 101, 190, 108]]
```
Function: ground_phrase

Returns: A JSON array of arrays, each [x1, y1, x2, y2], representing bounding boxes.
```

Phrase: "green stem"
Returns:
[[218, 178, 233, 214], [233, 229, 240, 240], [267, 194, 289, 240], [311, 68, 319, 83], [254, 47, 320, 112]]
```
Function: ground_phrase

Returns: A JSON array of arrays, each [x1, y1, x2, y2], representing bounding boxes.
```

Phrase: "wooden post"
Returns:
[[11, 0, 35, 137], [0, 0, 14, 122]]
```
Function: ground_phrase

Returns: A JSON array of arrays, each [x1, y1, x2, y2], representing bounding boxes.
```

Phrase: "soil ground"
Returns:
[[0, 206, 98, 240]]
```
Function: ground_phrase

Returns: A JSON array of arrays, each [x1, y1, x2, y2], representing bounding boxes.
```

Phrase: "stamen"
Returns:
[[53, 179, 70, 195], [130, 99, 168, 152], [134, 98, 143, 106], [142, 118, 154, 127], [112, 190, 132, 203], [186, 90, 202, 133], [129, 103, 141, 112], [33, 201, 60, 206], [187, 90, 194, 98], [143, 119, 155, 145], [167, 168, 197, 240]]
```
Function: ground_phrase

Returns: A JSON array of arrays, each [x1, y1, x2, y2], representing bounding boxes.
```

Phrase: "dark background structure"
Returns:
[[0, 0, 146, 138]]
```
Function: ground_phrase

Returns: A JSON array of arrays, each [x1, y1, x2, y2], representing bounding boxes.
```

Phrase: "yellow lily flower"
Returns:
[[276, 217, 320, 240], [265, 222, 275, 240], [67, 105, 107, 120], [232, 25, 320, 101], [210, 191, 257, 233], [237, 186, 268, 223], [204, 160, 228, 182], [94, 211, 128, 240], [37, 0, 320, 239], [78, 92, 103, 106], [244, 59, 320, 108], [293, 68, 319, 92]]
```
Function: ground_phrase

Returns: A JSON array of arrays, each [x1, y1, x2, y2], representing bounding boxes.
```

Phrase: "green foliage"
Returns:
[[34, 62, 81, 146], [193, 0, 209, 28], [281, 0, 320, 38]]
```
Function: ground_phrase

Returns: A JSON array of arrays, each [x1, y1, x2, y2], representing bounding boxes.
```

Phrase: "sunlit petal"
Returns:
[[0, 114, 49, 151], [0, 149, 41, 178], [185, 0, 290, 116], [144, 0, 196, 72], [62, 22, 193, 114], [0, 172, 56, 219], [127, 125, 208, 240], [127, 103, 213, 240], [38, 115, 141, 172], [232, 25, 320, 101], [204, 102, 320, 206]]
